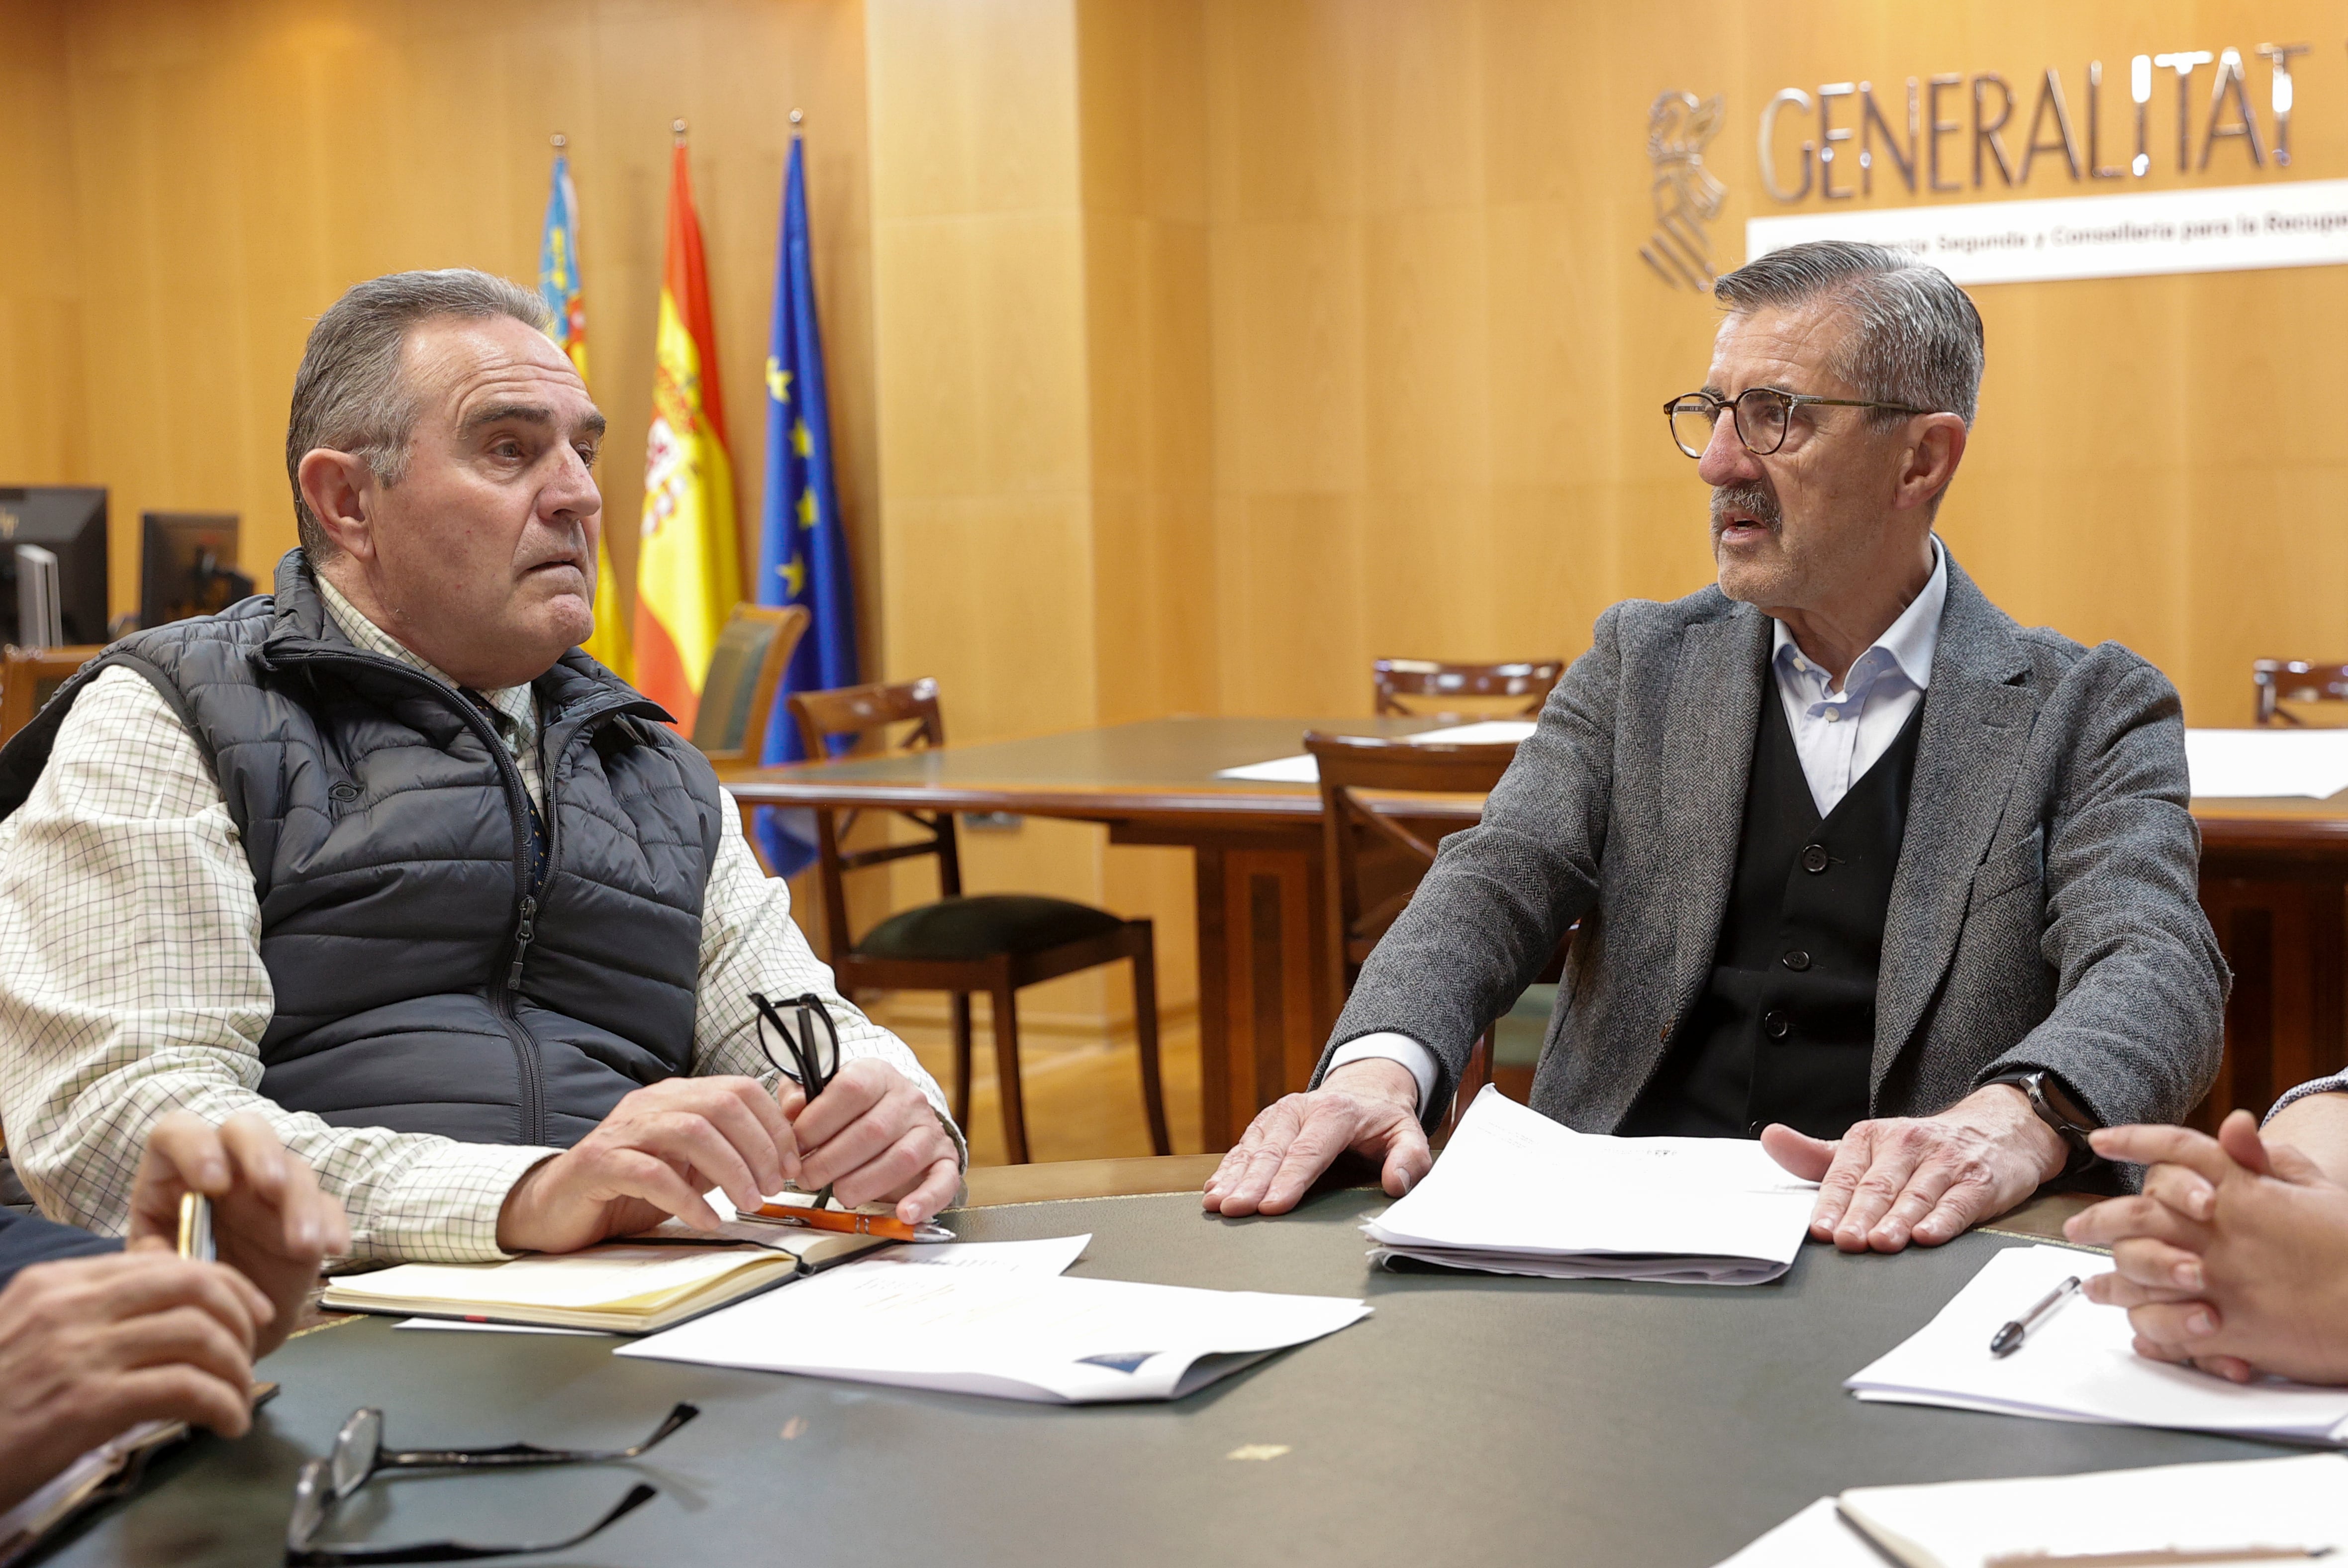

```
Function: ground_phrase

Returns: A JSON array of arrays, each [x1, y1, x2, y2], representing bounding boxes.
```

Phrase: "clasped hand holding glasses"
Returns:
[[286, 993, 841, 1564]]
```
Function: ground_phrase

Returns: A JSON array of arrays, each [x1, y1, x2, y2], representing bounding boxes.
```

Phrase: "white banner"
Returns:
[[1746, 179, 2348, 285]]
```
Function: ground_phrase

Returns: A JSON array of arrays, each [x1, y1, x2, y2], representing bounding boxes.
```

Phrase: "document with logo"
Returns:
[[1717, 1455, 2348, 1568], [1846, 1243, 2348, 1443], [618, 1259, 1369, 1403], [1362, 1086, 1819, 1284]]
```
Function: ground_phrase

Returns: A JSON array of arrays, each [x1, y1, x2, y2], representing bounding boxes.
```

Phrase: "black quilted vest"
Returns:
[[1621, 688, 1924, 1142], [0, 551, 725, 1150]]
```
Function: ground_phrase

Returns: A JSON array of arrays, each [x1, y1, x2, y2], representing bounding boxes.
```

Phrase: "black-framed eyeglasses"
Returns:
[[283, 1402, 695, 1565], [1663, 387, 1931, 458], [751, 990, 841, 1098]]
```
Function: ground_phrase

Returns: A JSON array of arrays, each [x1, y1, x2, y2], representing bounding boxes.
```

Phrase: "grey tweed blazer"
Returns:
[[1319, 553, 2227, 1136]]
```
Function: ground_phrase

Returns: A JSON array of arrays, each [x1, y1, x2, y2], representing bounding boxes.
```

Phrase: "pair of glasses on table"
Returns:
[[744, 991, 942, 1244], [283, 1402, 695, 1565]]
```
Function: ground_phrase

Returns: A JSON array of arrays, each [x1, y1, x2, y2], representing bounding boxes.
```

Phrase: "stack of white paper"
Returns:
[[1718, 1454, 2348, 1568], [1362, 1087, 1818, 1285], [617, 1259, 1369, 1403], [2186, 727, 2348, 798], [1211, 720, 1538, 783], [1846, 1244, 2348, 1442]]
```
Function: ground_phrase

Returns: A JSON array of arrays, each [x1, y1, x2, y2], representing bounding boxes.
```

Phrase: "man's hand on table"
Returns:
[[1202, 1060, 1430, 1217], [2064, 1111, 2348, 1386], [498, 1064, 961, 1254], [1761, 1083, 2066, 1253]]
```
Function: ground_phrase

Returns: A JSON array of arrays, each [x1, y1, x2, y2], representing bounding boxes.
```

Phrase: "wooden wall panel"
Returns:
[[5, 0, 880, 657], [1200, 0, 2348, 726]]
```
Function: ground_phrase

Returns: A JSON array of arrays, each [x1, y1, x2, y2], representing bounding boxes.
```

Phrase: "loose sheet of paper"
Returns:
[[1710, 1499, 1882, 1568], [618, 1261, 1368, 1403], [1211, 720, 1538, 784], [1846, 1244, 2348, 1442], [1363, 1086, 1818, 1283], [2185, 727, 2348, 798], [1834, 1453, 2348, 1567]]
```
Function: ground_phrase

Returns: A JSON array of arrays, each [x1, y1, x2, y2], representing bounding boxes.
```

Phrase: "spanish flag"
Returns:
[[536, 141, 631, 679], [633, 133, 738, 730]]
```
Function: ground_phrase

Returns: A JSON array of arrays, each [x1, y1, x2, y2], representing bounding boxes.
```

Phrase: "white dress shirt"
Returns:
[[1329, 539, 1949, 1115], [0, 577, 960, 1261]]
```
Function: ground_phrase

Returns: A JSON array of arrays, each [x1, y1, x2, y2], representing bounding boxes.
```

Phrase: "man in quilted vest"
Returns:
[[0, 270, 962, 1263]]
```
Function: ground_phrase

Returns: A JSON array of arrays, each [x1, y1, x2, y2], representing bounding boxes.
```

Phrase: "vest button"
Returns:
[[1746, 1120, 1763, 1137], [1782, 950, 1811, 972], [1763, 1009, 1791, 1039], [1801, 844, 1830, 874], [329, 782, 360, 802]]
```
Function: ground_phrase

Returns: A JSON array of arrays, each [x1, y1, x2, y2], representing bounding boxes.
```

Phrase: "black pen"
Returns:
[[1989, 1274, 2080, 1357]]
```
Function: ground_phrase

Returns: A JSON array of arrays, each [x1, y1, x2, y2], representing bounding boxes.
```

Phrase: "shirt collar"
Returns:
[[1770, 534, 1947, 695], [312, 572, 538, 740]]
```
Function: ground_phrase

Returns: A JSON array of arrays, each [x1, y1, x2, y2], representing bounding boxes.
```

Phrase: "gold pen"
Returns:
[[177, 1192, 214, 1263]]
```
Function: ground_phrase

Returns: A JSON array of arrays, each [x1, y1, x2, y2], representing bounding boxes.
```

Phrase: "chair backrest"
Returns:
[[688, 603, 811, 762], [784, 677, 957, 957], [0, 645, 103, 741], [2252, 659, 2348, 726], [1305, 731, 1519, 996], [1372, 657, 1564, 720]]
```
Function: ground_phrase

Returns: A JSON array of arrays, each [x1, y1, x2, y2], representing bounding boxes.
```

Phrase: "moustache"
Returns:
[[1710, 483, 1781, 537]]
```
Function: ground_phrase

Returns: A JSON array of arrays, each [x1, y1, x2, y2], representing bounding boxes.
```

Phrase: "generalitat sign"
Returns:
[[1749, 178, 2348, 284]]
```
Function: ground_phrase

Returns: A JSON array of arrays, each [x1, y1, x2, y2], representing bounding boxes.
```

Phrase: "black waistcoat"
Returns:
[[1620, 686, 1925, 1141]]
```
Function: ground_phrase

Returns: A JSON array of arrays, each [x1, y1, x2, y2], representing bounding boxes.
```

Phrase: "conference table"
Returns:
[[726, 716, 2348, 1147], [43, 1160, 2291, 1568]]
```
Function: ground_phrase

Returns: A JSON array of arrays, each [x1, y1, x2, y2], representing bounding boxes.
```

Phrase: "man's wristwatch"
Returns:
[[1986, 1069, 2101, 1176]]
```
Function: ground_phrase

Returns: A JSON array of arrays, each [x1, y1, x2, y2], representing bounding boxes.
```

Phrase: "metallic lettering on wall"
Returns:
[[1759, 44, 2310, 205], [1641, 92, 1727, 289]]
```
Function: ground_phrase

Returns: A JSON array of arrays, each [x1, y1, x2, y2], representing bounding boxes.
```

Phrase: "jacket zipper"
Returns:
[[277, 649, 602, 1150]]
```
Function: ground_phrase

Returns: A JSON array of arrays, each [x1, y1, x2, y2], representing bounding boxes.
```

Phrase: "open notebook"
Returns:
[[1362, 1086, 1818, 1284], [1718, 1454, 2348, 1568], [320, 1245, 806, 1334]]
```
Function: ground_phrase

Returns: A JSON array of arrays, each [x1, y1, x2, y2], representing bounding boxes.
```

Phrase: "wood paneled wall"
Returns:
[[0, 0, 880, 648]]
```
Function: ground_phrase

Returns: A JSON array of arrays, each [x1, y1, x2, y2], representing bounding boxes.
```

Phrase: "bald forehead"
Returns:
[[1703, 302, 1858, 400]]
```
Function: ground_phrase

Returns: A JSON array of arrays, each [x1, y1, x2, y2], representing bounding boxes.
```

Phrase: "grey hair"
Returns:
[[1713, 241, 1984, 429], [286, 269, 552, 556]]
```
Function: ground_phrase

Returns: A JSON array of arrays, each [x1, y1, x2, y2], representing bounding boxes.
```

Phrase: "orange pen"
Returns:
[[747, 1201, 934, 1243]]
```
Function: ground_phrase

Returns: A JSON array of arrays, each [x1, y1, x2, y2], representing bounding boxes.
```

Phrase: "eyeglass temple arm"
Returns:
[[379, 1404, 697, 1469], [286, 1482, 659, 1567]]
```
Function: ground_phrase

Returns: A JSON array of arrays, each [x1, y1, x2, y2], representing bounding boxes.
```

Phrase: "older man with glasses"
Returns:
[[1205, 239, 2225, 1252]]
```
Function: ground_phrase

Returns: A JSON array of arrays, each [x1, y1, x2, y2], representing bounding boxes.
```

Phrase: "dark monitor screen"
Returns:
[[141, 513, 249, 630], [0, 488, 108, 645]]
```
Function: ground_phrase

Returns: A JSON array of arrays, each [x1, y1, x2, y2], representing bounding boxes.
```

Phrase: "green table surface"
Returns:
[[42, 1188, 2287, 1568]]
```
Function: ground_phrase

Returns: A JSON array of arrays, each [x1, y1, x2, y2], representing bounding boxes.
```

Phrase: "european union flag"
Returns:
[[755, 136, 860, 876]]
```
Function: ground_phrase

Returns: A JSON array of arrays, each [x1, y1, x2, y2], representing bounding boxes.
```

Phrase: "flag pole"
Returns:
[[672, 118, 687, 146], [551, 132, 567, 150]]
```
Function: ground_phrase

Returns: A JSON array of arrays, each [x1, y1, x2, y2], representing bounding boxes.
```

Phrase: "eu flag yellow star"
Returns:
[[778, 555, 806, 596], [797, 488, 816, 529], [766, 356, 793, 405], [791, 418, 811, 458]]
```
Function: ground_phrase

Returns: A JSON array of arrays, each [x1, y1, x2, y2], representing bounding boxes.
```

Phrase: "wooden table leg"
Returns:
[[1181, 833, 1333, 1151]]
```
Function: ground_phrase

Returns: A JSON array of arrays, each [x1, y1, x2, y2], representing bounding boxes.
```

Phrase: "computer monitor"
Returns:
[[140, 512, 249, 630], [0, 487, 108, 646]]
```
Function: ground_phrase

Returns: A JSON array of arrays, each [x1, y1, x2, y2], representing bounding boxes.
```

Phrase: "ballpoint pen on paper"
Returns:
[[1988, 1274, 2080, 1357], [177, 1192, 214, 1263]]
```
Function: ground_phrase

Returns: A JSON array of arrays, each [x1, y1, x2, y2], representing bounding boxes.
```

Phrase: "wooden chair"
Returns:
[[0, 645, 104, 741], [689, 604, 810, 869], [2252, 659, 2348, 726], [1306, 730, 1535, 1125], [1371, 657, 1565, 720], [787, 678, 1169, 1164]]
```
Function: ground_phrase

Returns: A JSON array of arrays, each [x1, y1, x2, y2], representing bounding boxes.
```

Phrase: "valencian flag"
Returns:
[[537, 139, 630, 678], [633, 128, 740, 732], [754, 136, 861, 875]]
